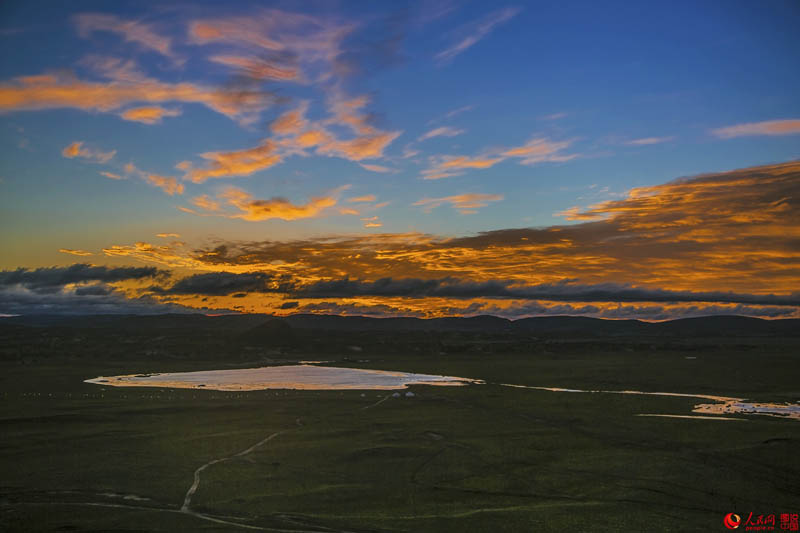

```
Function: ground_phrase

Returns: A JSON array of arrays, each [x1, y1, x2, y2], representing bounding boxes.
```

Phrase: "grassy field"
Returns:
[[1, 326, 799, 532]]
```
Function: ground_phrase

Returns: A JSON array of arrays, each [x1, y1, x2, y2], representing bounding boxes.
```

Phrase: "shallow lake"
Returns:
[[85, 365, 481, 391]]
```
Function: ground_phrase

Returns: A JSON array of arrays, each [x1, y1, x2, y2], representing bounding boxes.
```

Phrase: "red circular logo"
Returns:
[[724, 513, 741, 529]]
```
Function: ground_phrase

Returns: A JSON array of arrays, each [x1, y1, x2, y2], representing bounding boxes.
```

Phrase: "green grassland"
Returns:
[[1, 319, 799, 531]]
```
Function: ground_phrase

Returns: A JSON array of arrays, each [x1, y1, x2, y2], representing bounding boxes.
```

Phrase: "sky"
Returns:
[[1, 0, 798, 320]]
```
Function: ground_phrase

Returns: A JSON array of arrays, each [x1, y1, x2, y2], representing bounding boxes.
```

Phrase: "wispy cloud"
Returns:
[[361, 216, 383, 228], [208, 54, 301, 82], [122, 162, 183, 196], [190, 195, 221, 212], [62, 141, 116, 163], [422, 155, 503, 180], [359, 163, 393, 173], [0, 70, 272, 123], [427, 105, 475, 125], [625, 137, 675, 146], [422, 136, 577, 179], [270, 103, 309, 135], [414, 193, 503, 214], [182, 94, 400, 181], [502, 138, 577, 165], [435, 7, 521, 64], [625, 136, 674, 146], [712, 119, 800, 139], [145, 173, 183, 196], [74, 13, 178, 61], [188, 9, 354, 82], [554, 206, 603, 221], [348, 194, 376, 203], [99, 171, 123, 180], [58, 248, 93, 257], [444, 105, 474, 120], [120, 106, 181, 124], [184, 140, 282, 183], [418, 126, 466, 142]]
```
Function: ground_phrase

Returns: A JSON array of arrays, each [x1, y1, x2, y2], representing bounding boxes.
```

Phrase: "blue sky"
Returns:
[[0, 0, 798, 318]]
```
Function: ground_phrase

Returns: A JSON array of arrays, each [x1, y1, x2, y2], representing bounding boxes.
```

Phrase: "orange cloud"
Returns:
[[172, 161, 799, 299], [180, 93, 400, 179], [502, 138, 577, 164], [440, 156, 502, 169], [414, 193, 504, 214], [359, 163, 393, 173], [319, 131, 400, 161], [423, 136, 578, 178], [554, 206, 605, 221], [314, 94, 401, 160], [62, 141, 115, 163], [220, 185, 347, 221], [156, 233, 180, 238], [270, 103, 308, 135], [145, 174, 184, 196], [120, 106, 181, 124], [191, 195, 221, 211], [103, 241, 203, 269], [422, 155, 503, 179], [295, 129, 332, 148], [186, 140, 282, 183], [98, 158, 800, 320], [361, 216, 382, 228], [348, 194, 376, 203], [99, 171, 123, 180], [58, 248, 93, 256], [0, 71, 271, 122], [712, 119, 800, 138]]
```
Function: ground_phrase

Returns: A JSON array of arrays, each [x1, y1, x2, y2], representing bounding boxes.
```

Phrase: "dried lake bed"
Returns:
[[85, 364, 482, 391], [86, 364, 799, 421]]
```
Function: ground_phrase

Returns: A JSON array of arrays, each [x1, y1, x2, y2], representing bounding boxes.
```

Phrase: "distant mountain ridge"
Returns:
[[1, 313, 798, 337]]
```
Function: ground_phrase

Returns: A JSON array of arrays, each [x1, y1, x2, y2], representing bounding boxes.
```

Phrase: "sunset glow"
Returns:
[[1, 1, 798, 320]]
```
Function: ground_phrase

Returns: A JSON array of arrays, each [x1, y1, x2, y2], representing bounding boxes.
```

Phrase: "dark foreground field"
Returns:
[[1, 315, 799, 532]]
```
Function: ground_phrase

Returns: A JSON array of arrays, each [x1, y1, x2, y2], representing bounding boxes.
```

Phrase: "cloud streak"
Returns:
[[625, 136, 674, 146], [58, 249, 93, 257], [422, 136, 577, 179], [120, 106, 181, 124], [414, 193, 503, 214], [0, 71, 273, 122], [712, 119, 800, 139], [435, 7, 520, 64], [62, 141, 116, 163], [74, 13, 177, 60], [419, 126, 465, 141]]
